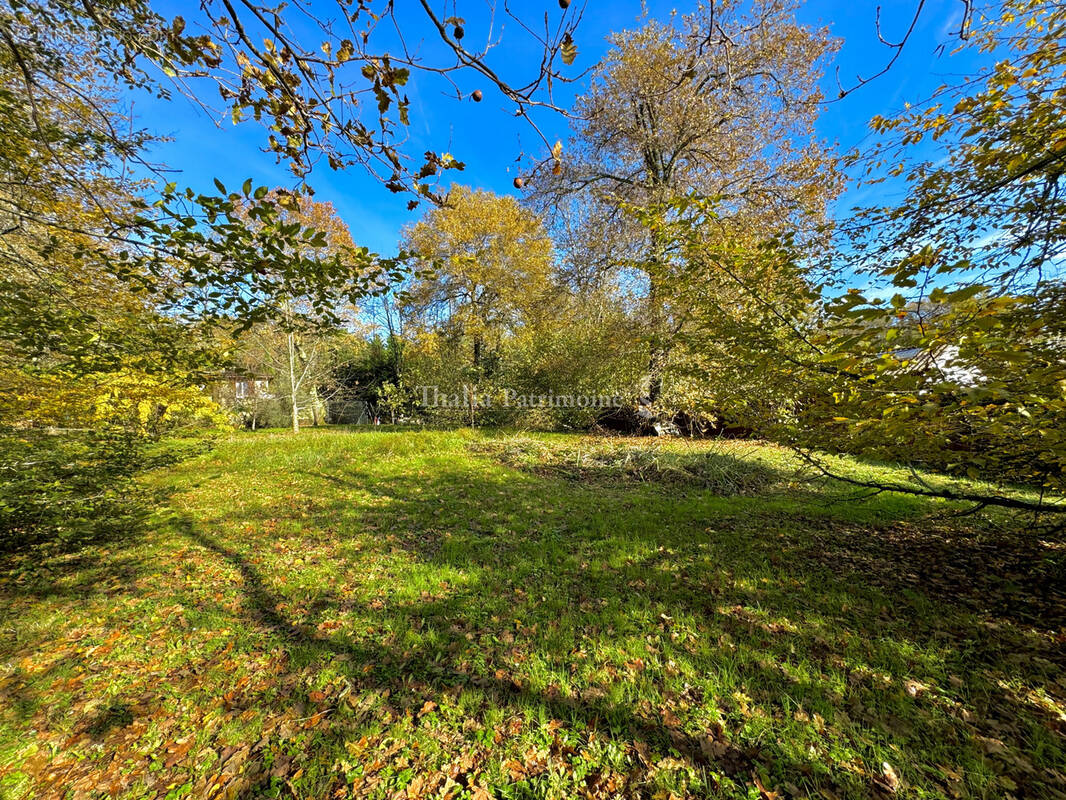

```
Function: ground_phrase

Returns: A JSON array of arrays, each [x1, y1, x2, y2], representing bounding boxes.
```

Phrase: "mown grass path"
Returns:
[[1, 429, 1064, 799]]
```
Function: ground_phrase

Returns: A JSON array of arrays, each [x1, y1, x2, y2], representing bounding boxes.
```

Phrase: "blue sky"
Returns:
[[132, 0, 983, 256]]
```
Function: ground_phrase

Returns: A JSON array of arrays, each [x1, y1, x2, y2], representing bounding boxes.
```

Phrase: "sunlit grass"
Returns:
[[0, 428, 1062, 799]]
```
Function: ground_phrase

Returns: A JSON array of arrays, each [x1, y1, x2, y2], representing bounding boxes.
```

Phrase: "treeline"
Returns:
[[2, 0, 1065, 554]]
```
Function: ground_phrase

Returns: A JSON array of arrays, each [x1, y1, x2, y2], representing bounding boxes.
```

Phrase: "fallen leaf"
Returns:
[[419, 700, 437, 717], [875, 762, 901, 794]]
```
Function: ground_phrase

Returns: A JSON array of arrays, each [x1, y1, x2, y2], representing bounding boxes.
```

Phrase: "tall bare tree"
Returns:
[[533, 0, 839, 405]]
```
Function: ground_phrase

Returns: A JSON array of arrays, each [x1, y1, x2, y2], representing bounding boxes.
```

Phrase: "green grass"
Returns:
[[1, 428, 1064, 799]]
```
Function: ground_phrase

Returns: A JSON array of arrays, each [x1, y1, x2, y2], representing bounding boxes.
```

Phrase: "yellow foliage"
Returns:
[[0, 369, 231, 435]]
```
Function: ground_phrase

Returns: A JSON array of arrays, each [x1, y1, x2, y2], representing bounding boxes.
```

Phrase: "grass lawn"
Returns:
[[1, 429, 1064, 799]]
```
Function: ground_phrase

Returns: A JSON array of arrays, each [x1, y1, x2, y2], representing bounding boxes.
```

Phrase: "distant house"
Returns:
[[893, 344, 982, 387], [212, 373, 278, 429], [214, 372, 347, 429], [880, 302, 983, 388], [232, 375, 273, 400], [215, 372, 273, 403]]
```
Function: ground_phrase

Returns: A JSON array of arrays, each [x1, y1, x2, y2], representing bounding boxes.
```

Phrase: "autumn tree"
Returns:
[[0, 0, 587, 398], [0, 43, 226, 433], [640, 1, 1066, 513], [0, 50, 229, 543], [620, 198, 821, 434], [533, 0, 838, 410], [782, 0, 1066, 513], [400, 186, 555, 368]]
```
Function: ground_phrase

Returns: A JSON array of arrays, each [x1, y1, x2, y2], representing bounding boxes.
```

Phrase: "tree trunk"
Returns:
[[645, 230, 669, 406], [647, 343, 667, 403], [641, 162, 673, 408], [288, 330, 300, 433], [470, 333, 482, 427]]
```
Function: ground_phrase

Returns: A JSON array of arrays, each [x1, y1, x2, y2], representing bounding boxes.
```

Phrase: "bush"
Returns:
[[0, 428, 210, 552], [0, 369, 232, 436], [471, 435, 777, 494]]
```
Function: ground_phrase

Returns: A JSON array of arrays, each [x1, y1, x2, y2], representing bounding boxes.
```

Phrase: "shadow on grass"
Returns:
[[179, 517, 764, 798], [173, 450, 1065, 798], [0, 431, 211, 571]]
